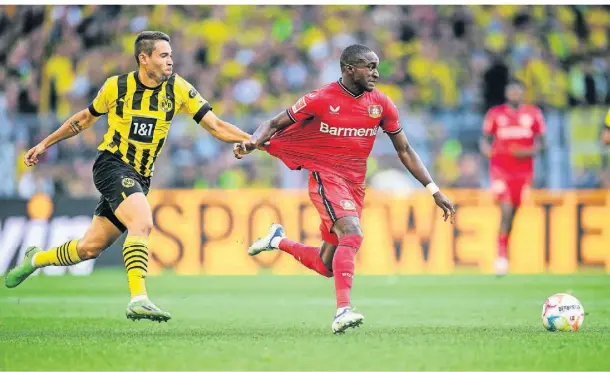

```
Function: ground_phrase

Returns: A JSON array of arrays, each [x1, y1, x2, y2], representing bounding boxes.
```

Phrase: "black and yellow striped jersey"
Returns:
[[88, 72, 211, 178]]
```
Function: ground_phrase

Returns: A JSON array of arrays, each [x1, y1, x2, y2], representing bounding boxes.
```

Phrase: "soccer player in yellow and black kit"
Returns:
[[4, 31, 251, 322]]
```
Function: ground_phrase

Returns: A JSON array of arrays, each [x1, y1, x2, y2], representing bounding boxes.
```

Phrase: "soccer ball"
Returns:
[[541, 293, 584, 332]]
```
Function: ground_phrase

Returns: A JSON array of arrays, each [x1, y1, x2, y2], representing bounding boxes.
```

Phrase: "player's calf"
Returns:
[[34, 239, 83, 267], [5, 216, 122, 288], [249, 224, 333, 277], [114, 193, 170, 322], [496, 202, 517, 276], [115, 193, 154, 299], [330, 229, 364, 334], [331, 217, 363, 306], [77, 242, 105, 260], [119, 232, 171, 322], [332, 234, 361, 309], [76, 215, 124, 259], [279, 237, 333, 278]]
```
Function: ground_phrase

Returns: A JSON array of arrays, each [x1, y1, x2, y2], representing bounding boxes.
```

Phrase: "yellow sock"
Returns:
[[123, 235, 149, 298], [33, 239, 82, 267]]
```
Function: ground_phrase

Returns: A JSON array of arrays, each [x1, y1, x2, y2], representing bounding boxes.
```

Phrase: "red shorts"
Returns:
[[490, 169, 531, 207], [308, 171, 365, 246]]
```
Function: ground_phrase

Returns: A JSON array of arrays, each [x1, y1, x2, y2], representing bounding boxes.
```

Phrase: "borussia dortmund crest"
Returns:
[[160, 97, 173, 112], [122, 177, 135, 188]]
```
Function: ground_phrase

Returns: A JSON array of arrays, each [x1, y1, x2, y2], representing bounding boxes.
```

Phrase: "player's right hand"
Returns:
[[24, 142, 47, 167], [433, 192, 456, 224]]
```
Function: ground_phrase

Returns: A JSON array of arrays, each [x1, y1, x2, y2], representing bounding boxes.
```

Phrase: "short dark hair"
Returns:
[[507, 78, 524, 87], [340, 44, 374, 72], [134, 31, 170, 65]]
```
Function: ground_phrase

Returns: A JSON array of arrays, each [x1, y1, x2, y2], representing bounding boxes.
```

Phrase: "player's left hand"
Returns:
[[233, 139, 257, 159], [433, 192, 456, 224], [233, 143, 247, 159]]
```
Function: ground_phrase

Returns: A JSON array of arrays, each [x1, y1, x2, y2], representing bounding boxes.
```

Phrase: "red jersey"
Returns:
[[267, 80, 402, 184], [483, 104, 545, 177]]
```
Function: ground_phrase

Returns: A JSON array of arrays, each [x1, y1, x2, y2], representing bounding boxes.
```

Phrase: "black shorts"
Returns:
[[92, 151, 151, 232]]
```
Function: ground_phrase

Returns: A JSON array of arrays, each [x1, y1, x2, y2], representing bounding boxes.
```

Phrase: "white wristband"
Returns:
[[426, 182, 440, 195]]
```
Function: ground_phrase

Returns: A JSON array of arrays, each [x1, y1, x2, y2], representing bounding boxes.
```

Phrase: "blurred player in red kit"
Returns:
[[480, 79, 546, 276], [234, 44, 456, 334]]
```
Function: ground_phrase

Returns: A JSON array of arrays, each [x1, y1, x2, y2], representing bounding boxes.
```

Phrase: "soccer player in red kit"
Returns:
[[234, 44, 456, 334], [480, 79, 546, 276]]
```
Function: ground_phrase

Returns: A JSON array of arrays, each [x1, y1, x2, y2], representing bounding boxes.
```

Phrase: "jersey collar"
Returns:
[[134, 70, 166, 90], [338, 78, 365, 99], [503, 103, 523, 114]]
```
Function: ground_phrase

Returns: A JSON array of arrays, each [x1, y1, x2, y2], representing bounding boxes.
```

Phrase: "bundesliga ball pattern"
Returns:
[[541, 293, 584, 332]]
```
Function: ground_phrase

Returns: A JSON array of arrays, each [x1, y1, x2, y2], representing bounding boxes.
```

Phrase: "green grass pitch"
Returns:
[[1, 271, 609, 370]]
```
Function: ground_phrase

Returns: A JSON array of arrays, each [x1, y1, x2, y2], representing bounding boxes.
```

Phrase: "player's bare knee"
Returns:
[[333, 217, 363, 238], [125, 218, 153, 237], [126, 223, 153, 237], [340, 229, 363, 241], [115, 193, 153, 235]]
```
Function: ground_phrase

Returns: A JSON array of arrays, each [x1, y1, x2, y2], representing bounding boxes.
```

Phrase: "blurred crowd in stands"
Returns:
[[1, 5, 610, 198]]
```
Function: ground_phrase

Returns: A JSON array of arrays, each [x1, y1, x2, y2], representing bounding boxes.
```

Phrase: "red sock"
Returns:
[[333, 235, 362, 309], [498, 233, 509, 258], [279, 238, 333, 277]]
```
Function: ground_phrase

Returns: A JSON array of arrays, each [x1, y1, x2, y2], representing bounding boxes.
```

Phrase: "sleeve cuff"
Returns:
[[286, 109, 297, 123], [193, 102, 213, 123], [384, 127, 403, 135], [88, 104, 103, 117]]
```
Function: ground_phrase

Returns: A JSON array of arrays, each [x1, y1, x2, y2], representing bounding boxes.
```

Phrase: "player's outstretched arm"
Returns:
[[24, 108, 100, 167], [199, 110, 251, 143], [234, 110, 294, 159], [250, 110, 295, 147], [389, 130, 456, 223]]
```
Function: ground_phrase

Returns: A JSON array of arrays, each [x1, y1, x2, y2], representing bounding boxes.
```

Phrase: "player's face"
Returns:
[[144, 40, 173, 82], [350, 52, 380, 92], [506, 84, 523, 105]]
